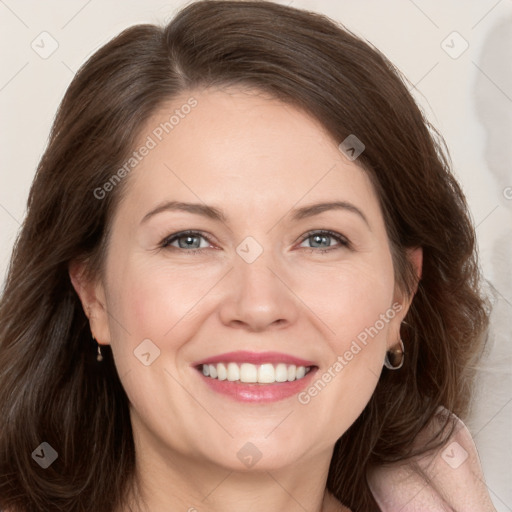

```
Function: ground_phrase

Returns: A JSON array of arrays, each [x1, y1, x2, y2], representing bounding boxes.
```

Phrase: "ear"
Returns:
[[68, 260, 111, 345], [387, 246, 423, 349], [405, 246, 423, 294]]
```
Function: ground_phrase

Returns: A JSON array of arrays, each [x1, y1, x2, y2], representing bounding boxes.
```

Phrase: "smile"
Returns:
[[192, 350, 318, 402], [200, 362, 313, 384]]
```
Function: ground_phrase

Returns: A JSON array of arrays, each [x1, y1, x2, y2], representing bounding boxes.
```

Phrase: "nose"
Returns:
[[218, 248, 300, 332]]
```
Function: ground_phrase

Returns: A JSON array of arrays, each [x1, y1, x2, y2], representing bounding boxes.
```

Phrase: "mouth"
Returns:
[[192, 352, 319, 402], [196, 362, 315, 384]]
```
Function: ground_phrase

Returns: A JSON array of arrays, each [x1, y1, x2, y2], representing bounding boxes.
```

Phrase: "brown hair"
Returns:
[[0, 1, 490, 510]]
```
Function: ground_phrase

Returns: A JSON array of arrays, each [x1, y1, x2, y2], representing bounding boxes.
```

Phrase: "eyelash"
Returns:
[[160, 229, 350, 255]]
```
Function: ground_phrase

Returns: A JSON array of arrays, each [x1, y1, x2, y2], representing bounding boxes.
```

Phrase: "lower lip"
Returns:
[[196, 367, 318, 403]]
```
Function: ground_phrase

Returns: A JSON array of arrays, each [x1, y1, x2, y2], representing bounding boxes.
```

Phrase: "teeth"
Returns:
[[200, 362, 312, 383], [275, 363, 288, 382], [217, 363, 227, 380], [227, 362, 239, 381], [240, 363, 258, 383], [258, 363, 275, 383]]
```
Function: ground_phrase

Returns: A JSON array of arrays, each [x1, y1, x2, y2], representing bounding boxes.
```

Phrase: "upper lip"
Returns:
[[192, 350, 317, 368]]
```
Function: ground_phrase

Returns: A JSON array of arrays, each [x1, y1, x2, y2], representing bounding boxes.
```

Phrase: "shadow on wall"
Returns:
[[472, 14, 512, 511], [473, 16, 512, 355]]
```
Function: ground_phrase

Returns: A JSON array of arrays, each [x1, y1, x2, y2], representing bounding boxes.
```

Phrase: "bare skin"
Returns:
[[71, 85, 421, 512]]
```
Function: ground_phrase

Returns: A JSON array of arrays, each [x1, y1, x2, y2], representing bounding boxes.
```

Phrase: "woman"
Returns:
[[0, 1, 497, 510]]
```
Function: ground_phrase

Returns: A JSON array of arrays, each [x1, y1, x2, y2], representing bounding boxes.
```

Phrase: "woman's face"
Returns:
[[85, 86, 416, 473]]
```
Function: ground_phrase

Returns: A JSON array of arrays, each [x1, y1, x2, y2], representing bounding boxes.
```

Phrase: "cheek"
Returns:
[[334, 264, 395, 372], [296, 257, 395, 350], [101, 258, 224, 426], [106, 256, 224, 346], [294, 259, 395, 431]]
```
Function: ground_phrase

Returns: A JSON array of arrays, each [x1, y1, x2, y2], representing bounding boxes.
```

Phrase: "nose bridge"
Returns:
[[237, 230, 289, 281], [218, 234, 299, 330]]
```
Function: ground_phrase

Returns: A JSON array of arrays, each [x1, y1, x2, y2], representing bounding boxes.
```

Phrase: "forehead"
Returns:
[[115, 86, 381, 225]]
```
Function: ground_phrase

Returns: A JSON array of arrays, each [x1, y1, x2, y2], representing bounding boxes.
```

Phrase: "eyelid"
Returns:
[[297, 229, 351, 250], [161, 229, 214, 249], [160, 229, 351, 253]]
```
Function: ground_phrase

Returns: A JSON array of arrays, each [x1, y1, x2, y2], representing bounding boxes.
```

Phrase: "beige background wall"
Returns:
[[1, 0, 511, 509]]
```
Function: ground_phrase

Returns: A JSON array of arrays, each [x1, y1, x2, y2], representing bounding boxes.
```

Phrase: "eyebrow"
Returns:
[[140, 200, 370, 228]]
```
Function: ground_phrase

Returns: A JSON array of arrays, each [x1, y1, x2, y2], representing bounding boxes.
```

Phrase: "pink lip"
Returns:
[[196, 366, 319, 403], [191, 351, 318, 403], [192, 350, 316, 367]]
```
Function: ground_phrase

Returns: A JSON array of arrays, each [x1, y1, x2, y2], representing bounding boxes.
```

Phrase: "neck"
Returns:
[[123, 434, 347, 512]]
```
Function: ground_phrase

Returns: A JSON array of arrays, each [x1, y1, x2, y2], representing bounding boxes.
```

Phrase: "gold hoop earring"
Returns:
[[384, 338, 404, 370]]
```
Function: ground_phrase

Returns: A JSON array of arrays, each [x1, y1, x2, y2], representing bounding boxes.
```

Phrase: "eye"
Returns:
[[159, 229, 350, 256], [298, 230, 350, 254], [160, 230, 212, 254]]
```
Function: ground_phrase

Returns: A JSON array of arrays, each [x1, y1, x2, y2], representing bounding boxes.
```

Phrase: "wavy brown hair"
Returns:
[[0, 1, 490, 511]]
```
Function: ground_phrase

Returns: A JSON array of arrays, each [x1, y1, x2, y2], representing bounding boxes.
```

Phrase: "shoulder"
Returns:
[[367, 407, 497, 512]]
